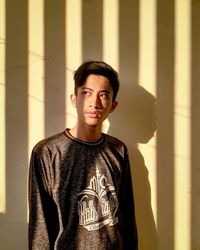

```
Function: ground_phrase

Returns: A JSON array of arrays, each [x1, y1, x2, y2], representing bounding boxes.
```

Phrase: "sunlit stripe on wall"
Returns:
[[103, 0, 119, 70], [102, 0, 119, 133], [174, 0, 191, 249], [0, 0, 6, 213], [138, 0, 157, 223], [65, 0, 82, 129], [28, 0, 45, 155]]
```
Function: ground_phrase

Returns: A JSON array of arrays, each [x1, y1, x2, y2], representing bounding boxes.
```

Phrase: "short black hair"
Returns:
[[73, 60, 120, 100]]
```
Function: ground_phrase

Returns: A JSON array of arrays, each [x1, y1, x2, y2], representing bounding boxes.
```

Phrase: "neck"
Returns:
[[69, 123, 102, 142]]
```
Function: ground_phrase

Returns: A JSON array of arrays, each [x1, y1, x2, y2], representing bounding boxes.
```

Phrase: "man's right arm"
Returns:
[[28, 150, 59, 250]]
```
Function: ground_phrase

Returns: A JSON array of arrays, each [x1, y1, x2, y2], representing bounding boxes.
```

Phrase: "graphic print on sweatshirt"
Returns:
[[77, 165, 119, 231]]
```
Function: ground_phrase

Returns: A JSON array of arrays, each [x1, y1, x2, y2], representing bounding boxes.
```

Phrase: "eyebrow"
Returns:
[[81, 87, 111, 94]]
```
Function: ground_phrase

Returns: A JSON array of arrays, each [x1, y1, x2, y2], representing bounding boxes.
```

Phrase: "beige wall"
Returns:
[[0, 0, 200, 249]]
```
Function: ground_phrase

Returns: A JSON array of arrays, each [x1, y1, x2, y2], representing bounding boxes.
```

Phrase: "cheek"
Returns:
[[76, 98, 87, 111], [103, 100, 113, 109]]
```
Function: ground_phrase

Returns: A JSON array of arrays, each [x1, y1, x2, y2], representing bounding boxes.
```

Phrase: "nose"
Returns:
[[89, 95, 101, 108]]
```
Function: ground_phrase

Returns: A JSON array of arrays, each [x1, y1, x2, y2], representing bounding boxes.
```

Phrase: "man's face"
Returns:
[[71, 74, 118, 128]]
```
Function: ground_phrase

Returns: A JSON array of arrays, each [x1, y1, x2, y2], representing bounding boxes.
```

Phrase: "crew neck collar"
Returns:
[[64, 128, 104, 146]]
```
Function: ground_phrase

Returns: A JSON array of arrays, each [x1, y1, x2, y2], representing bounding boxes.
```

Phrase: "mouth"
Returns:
[[86, 111, 101, 118]]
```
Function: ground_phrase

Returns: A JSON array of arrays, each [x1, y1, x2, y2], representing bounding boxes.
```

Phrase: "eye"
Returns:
[[82, 90, 90, 96], [99, 92, 109, 99]]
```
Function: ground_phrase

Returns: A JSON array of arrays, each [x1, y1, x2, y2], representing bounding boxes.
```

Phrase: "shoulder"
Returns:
[[32, 131, 67, 157], [103, 133, 126, 146], [103, 133, 128, 154]]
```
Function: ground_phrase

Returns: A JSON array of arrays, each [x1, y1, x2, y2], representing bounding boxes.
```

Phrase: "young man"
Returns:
[[28, 61, 138, 249]]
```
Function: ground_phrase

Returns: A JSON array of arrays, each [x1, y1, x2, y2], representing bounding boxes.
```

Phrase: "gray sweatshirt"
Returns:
[[29, 129, 138, 250]]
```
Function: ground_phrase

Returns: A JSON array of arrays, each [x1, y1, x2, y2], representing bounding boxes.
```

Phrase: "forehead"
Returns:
[[81, 74, 113, 92]]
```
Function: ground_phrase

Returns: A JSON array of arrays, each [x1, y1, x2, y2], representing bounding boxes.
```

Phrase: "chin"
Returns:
[[86, 122, 100, 127], [85, 119, 103, 127]]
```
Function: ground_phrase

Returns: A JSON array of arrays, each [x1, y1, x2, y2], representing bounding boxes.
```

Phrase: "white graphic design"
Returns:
[[78, 166, 119, 231]]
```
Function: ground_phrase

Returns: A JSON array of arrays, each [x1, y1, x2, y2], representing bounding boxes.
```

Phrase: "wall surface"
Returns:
[[0, 0, 200, 250]]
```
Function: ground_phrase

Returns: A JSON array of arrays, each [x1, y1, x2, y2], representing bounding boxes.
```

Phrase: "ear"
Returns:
[[109, 100, 118, 113], [70, 94, 77, 108]]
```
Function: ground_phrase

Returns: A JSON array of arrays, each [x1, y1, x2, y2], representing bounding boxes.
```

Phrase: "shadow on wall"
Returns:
[[109, 85, 158, 250]]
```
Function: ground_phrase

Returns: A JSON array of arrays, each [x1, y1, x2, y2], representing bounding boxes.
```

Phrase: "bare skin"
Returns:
[[69, 74, 118, 142]]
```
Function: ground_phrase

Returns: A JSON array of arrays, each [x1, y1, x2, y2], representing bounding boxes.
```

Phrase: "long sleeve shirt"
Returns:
[[28, 129, 138, 250]]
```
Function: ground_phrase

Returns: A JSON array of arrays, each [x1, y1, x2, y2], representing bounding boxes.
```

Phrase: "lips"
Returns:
[[86, 111, 101, 118]]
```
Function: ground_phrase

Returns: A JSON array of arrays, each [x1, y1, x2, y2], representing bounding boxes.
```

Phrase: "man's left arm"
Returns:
[[120, 149, 138, 250]]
